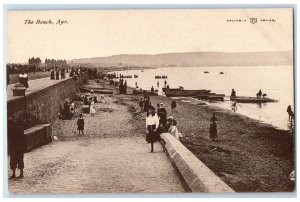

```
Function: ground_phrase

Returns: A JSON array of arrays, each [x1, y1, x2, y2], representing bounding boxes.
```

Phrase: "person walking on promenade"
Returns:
[[171, 100, 177, 116], [146, 106, 160, 153], [157, 103, 167, 127], [61, 68, 65, 79], [77, 114, 85, 135], [50, 68, 55, 80], [55, 68, 60, 80], [8, 118, 26, 179], [287, 105, 294, 121], [18, 70, 29, 88], [209, 113, 218, 141]]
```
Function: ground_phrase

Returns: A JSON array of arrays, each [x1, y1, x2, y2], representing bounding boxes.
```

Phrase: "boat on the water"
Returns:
[[204, 71, 209, 74], [155, 75, 168, 79], [230, 96, 277, 103], [220, 72, 224, 74]]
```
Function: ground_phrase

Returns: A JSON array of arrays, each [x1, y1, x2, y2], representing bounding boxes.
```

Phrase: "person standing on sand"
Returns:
[[164, 80, 167, 87], [151, 86, 154, 93], [90, 100, 96, 116], [77, 114, 85, 135], [143, 94, 150, 112], [287, 105, 294, 121], [171, 101, 177, 116], [157, 81, 159, 88], [209, 113, 218, 141], [146, 106, 160, 153], [230, 89, 236, 98], [139, 98, 144, 112]]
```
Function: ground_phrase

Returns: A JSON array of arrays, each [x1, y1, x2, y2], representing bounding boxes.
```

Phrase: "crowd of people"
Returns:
[[138, 93, 186, 152]]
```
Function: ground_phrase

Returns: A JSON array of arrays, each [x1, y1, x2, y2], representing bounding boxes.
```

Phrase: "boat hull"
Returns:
[[230, 96, 276, 103]]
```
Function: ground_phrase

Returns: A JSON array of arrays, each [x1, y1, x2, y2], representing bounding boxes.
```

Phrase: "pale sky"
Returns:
[[6, 8, 293, 63]]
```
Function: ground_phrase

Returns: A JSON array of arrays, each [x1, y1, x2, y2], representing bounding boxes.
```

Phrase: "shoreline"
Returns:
[[111, 83, 294, 192]]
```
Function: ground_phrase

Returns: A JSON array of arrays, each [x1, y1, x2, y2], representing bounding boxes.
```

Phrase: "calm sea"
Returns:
[[116, 66, 294, 130]]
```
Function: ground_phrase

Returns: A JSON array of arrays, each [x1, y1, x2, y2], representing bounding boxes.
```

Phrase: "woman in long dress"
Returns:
[[90, 101, 96, 116], [146, 106, 159, 152]]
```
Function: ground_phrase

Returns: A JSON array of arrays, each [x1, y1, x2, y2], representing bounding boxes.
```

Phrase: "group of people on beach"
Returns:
[[136, 92, 186, 152], [77, 91, 106, 136], [145, 101, 181, 152]]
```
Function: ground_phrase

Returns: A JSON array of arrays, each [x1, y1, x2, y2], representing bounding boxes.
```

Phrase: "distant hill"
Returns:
[[69, 51, 293, 67]]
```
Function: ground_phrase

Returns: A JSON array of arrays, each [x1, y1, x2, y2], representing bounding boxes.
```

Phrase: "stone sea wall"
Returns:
[[7, 73, 88, 130]]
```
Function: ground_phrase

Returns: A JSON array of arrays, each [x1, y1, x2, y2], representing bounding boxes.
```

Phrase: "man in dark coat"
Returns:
[[157, 103, 167, 127], [8, 118, 26, 179], [55, 68, 60, 80]]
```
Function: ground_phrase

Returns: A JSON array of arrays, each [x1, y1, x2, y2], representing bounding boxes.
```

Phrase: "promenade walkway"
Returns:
[[7, 84, 185, 193], [6, 73, 71, 101]]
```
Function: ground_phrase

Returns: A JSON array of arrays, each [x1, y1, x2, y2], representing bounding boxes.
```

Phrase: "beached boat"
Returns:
[[204, 71, 209, 73], [80, 87, 113, 94], [198, 93, 225, 101], [220, 72, 224, 74], [230, 96, 277, 103], [133, 89, 158, 96], [165, 89, 210, 97], [162, 87, 183, 92]]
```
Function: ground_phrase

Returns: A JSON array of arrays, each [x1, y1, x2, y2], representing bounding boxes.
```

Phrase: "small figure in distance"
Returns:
[[231, 89, 236, 98], [232, 101, 237, 112], [256, 89, 262, 98], [287, 105, 294, 121], [77, 113, 85, 135], [209, 113, 218, 142], [171, 100, 177, 116], [139, 98, 144, 113]]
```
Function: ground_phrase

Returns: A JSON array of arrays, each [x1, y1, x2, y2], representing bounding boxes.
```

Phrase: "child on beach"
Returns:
[[90, 101, 96, 116], [168, 119, 182, 141], [77, 114, 85, 135], [209, 113, 218, 141]]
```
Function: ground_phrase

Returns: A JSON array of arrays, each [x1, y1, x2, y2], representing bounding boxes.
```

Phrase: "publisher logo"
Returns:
[[250, 18, 257, 24]]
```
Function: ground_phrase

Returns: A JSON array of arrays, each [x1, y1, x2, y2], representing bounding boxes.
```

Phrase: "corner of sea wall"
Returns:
[[161, 133, 235, 193]]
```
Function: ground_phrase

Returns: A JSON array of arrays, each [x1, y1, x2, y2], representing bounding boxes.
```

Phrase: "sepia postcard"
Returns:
[[5, 7, 295, 195]]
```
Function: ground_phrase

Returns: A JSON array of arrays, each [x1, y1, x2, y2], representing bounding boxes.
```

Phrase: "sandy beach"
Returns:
[[99, 79, 294, 192]]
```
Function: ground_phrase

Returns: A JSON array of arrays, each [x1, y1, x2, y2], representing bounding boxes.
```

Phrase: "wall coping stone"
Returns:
[[161, 133, 235, 193]]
